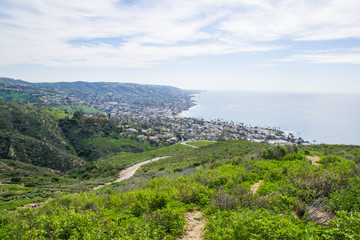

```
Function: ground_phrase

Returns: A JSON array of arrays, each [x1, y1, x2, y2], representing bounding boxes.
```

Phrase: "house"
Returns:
[[149, 136, 160, 142], [166, 137, 177, 143], [127, 128, 138, 133], [136, 135, 148, 141]]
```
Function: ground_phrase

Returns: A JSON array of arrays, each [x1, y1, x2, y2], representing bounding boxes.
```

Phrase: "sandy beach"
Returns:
[[176, 105, 198, 118]]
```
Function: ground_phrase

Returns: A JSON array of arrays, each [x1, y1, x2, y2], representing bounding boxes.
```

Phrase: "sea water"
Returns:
[[183, 91, 360, 145]]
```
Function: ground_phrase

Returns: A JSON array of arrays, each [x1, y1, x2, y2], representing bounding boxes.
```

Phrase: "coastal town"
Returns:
[[0, 78, 307, 145], [112, 114, 306, 145], [0, 78, 195, 117]]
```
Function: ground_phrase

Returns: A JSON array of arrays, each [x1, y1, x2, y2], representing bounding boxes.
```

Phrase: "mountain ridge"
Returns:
[[0, 77, 196, 117]]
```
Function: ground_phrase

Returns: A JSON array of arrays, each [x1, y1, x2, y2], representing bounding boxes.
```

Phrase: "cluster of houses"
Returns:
[[0, 78, 195, 118], [117, 116, 307, 145]]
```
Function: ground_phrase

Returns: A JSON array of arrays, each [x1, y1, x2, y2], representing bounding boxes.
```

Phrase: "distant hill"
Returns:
[[0, 77, 196, 116], [0, 77, 31, 85], [37, 81, 186, 95]]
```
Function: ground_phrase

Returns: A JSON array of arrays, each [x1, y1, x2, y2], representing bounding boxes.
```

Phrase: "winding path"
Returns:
[[181, 142, 199, 149], [93, 156, 170, 190]]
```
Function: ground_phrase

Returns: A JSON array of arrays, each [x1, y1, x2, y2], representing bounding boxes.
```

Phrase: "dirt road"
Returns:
[[93, 156, 170, 190], [114, 156, 170, 182]]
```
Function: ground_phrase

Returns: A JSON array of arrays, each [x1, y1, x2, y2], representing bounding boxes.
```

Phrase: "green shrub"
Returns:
[[10, 177, 21, 183], [326, 211, 360, 239], [210, 161, 223, 169], [328, 188, 360, 212], [319, 155, 342, 165], [283, 152, 305, 161], [146, 205, 186, 237], [210, 190, 238, 210], [210, 186, 268, 211], [205, 209, 322, 239], [51, 177, 59, 182]]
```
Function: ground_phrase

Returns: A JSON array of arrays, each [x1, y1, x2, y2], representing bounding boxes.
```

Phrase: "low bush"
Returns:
[[205, 209, 323, 239], [328, 188, 360, 212]]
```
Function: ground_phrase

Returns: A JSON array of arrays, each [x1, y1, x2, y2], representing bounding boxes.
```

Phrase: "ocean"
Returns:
[[183, 91, 360, 145]]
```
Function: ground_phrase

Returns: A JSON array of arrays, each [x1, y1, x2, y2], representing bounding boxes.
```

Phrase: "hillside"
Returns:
[[0, 100, 82, 171], [0, 77, 196, 117], [37, 81, 188, 95], [1, 139, 360, 239], [0, 100, 162, 172]]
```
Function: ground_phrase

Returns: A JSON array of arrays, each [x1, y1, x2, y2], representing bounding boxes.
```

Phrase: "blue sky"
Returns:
[[0, 0, 360, 92]]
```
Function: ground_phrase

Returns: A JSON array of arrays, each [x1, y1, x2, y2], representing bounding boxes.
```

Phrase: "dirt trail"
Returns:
[[307, 156, 320, 166], [250, 180, 264, 194], [16, 199, 52, 210], [181, 142, 199, 149], [16, 156, 170, 210], [17, 202, 44, 210], [180, 211, 206, 240], [93, 156, 170, 190]]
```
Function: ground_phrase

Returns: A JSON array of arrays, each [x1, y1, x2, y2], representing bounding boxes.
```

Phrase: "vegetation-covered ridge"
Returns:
[[1, 140, 360, 239], [0, 99, 82, 171], [0, 77, 196, 117]]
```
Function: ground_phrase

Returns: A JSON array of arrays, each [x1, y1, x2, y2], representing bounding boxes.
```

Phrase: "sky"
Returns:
[[1, 0, 360, 92]]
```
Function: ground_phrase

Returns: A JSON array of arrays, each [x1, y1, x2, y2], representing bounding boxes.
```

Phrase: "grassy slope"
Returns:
[[0, 90, 30, 103], [43, 107, 71, 120], [1, 140, 360, 239], [55, 105, 102, 115]]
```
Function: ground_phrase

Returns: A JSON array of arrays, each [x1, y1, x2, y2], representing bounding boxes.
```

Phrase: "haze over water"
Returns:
[[184, 91, 360, 145]]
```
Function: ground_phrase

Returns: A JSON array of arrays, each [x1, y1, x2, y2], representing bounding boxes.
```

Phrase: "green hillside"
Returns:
[[58, 111, 158, 161], [0, 100, 158, 171], [55, 105, 102, 115], [1, 140, 360, 239], [0, 100, 82, 171]]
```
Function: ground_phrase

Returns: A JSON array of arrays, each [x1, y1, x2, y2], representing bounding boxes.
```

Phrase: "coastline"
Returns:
[[178, 90, 360, 145], [176, 105, 198, 118]]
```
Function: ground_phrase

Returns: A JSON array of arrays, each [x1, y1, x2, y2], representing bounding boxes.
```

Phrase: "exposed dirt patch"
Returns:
[[305, 206, 334, 226], [16, 199, 52, 210], [307, 156, 320, 166], [302, 197, 334, 226], [250, 180, 264, 194], [179, 211, 206, 240], [17, 202, 44, 210]]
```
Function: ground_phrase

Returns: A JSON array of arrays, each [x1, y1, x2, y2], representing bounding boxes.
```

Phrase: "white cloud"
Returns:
[[281, 49, 360, 65], [0, 0, 360, 67], [219, 0, 360, 41]]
